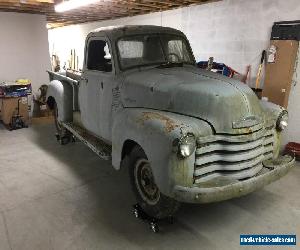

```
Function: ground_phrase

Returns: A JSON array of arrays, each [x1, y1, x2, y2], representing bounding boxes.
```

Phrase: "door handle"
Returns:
[[100, 81, 104, 89]]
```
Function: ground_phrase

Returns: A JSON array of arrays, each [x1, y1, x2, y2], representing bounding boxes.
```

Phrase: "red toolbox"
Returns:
[[284, 142, 300, 160]]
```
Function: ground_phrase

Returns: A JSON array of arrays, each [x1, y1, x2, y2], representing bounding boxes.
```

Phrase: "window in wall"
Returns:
[[87, 40, 112, 72]]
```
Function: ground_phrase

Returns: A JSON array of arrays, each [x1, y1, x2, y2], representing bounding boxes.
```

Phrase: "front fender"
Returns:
[[260, 100, 285, 126], [260, 100, 286, 156], [112, 108, 213, 197], [46, 80, 73, 122]]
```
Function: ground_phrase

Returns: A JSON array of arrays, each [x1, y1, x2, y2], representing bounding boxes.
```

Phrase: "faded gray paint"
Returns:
[[46, 25, 294, 203], [122, 66, 265, 134]]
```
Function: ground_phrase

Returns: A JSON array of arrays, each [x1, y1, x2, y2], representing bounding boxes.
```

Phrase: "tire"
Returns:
[[128, 145, 180, 219], [53, 101, 70, 144], [53, 101, 63, 135]]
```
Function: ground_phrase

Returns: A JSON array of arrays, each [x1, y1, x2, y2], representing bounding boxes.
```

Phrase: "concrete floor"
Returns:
[[0, 121, 299, 250]]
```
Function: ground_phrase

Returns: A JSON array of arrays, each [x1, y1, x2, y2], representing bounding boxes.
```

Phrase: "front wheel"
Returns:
[[128, 145, 180, 219]]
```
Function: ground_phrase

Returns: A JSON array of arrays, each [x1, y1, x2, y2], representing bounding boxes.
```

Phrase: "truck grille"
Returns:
[[194, 127, 275, 184]]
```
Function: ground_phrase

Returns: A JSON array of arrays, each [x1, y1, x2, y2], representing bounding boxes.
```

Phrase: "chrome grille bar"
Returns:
[[196, 145, 265, 165], [194, 127, 275, 184]]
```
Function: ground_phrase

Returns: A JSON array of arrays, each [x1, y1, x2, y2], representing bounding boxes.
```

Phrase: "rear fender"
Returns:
[[46, 80, 73, 122]]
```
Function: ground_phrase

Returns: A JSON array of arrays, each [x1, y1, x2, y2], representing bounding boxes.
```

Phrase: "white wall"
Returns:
[[49, 0, 300, 86], [48, 0, 300, 144], [48, 11, 164, 71], [283, 47, 300, 145], [48, 10, 182, 71], [0, 12, 51, 91]]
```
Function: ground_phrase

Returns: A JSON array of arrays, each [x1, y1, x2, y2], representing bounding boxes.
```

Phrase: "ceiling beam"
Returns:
[[0, 0, 221, 28]]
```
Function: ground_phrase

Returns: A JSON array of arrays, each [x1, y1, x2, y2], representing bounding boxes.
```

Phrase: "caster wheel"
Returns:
[[133, 209, 140, 218], [55, 134, 60, 141], [60, 136, 70, 145], [150, 222, 159, 233]]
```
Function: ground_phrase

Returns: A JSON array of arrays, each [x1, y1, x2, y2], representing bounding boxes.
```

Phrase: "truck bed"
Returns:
[[48, 70, 81, 84], [47, 70, 81, 111], [66, 70, 81, 81]]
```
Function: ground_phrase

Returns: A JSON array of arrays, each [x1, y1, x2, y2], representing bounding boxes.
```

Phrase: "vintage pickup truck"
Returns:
[[47, 25, 294, 219]]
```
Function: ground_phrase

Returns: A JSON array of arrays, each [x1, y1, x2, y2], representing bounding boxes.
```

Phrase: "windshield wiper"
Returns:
[[156, 61, 183, 69]]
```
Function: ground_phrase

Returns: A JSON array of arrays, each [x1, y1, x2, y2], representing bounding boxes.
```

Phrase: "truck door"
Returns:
[[79, 37, 113, 141]]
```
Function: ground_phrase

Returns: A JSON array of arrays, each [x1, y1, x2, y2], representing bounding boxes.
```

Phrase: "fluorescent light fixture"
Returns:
[[55, 0, 100, 12]]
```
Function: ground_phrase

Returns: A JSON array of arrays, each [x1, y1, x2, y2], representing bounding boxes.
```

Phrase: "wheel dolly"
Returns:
[[55, 133, 76, 145], [132, 204, 174, 233], [54, 126, 173, 233]]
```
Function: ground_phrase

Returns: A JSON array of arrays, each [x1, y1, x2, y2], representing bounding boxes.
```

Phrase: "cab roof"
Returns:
[[87, 25, 185, 41]]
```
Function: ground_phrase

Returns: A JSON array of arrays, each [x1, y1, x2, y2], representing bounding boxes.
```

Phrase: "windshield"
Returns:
[[117, 34, 195, 70]]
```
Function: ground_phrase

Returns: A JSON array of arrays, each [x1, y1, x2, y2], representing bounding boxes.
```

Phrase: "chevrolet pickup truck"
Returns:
[[47, 25, 294, 219]]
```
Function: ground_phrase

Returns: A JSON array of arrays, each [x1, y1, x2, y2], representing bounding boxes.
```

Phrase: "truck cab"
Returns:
[[47, 25, 294, 219]]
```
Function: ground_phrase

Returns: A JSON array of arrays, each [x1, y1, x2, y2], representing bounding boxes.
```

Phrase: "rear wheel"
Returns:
[[53, 101, 70, 145], [53, 101, 63, 134], [128, 145, 180, 219]]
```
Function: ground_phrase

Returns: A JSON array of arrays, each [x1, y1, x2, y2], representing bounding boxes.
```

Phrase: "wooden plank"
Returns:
[[262, 40, 299, 109]]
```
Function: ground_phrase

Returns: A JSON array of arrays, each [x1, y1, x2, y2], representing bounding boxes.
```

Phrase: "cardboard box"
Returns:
[[32, 100, 53, 117], [0, 97, 29, 125]]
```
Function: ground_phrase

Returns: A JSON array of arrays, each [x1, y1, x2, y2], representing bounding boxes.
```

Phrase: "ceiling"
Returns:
[[0, 0, 220, 29]]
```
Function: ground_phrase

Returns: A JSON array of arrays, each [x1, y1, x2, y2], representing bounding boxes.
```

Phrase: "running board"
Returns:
[[62, 122, 112, 161]]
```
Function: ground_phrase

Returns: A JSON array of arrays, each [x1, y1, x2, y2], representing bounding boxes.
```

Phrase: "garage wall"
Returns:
[[48, 0, 300, 144], [0, 12, 51, 91], [48, 0, 300, 87], [283, 48, 300, 145], [48, 11, 164, 71]]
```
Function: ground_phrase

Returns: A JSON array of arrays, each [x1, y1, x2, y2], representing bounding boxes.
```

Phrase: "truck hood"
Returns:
[[121, 67, 264, 134]]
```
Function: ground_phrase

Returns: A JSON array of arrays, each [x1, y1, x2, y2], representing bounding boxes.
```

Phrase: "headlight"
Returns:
[[178, 134, 196, 158], [276, 110, 288, 131]]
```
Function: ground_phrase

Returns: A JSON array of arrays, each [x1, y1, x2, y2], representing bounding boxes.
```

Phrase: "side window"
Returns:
[[118, 40, 143, 58], [168, 40, 191, 62], [87, 40, 112, 72]]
